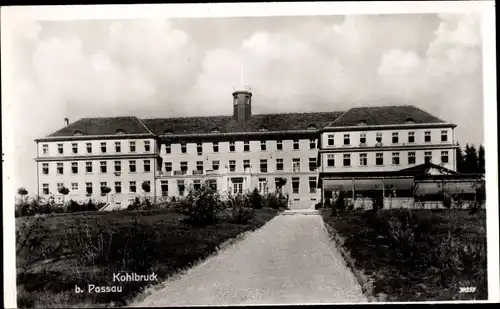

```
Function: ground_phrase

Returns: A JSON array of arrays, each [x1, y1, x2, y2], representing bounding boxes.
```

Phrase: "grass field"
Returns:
[[16, 208, 279, 308], [321, 208, 487, 301]]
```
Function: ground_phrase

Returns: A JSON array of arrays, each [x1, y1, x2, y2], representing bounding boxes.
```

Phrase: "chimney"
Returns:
[[64, 118, 69, 126]]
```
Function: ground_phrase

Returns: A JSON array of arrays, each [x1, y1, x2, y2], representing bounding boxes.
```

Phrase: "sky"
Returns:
[[6, 12, 485, 195]]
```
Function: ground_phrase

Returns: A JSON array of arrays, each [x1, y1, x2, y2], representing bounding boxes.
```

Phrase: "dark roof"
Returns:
[[47, 117, 152, 137], [141, 112, 343, 135], [327, 105, 446, 127]]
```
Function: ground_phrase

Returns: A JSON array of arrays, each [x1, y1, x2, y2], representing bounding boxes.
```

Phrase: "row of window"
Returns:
[[42, 176, 318, 196], [165, 139, 316, 155], [326, 130, 448, 146], [325, 151, 449, 167], [41, 160, 151, 175], [42, 141, 151, 155]]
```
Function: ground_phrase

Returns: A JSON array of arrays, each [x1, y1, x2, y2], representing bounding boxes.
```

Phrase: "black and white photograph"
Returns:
[[2, 1, 498, 308]]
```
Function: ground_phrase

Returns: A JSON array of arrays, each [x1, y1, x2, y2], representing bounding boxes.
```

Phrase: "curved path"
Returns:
[[131, 211, 367, 306]]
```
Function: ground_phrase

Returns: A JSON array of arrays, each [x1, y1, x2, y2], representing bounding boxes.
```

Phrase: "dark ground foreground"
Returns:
[[16, 208, 279, 308], [320, 208, 487, 301]]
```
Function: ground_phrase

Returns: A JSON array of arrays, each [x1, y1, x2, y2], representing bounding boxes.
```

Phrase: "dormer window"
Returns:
[[116, 129, 125, 134], [405, 118, 415, 124], [73, 130, 84, 136], [357, 120, 368, 126], [210, 127, 220, 133], [307, 124, 318, 130]]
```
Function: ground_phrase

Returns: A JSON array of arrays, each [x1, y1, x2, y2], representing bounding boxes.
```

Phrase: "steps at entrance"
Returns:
[[282, 209, 319, 215], [288, 199, 316, 210]]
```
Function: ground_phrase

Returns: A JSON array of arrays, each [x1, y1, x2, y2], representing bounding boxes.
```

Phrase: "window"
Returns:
[[180, 162, 188, 173], [258, 178, 268, 194], [441, 151, 449, 163], [276, 159, 284, 171], [277, 140, 283, 150], [193, 179, 201, 190], [392, 152, 400, 165], [376, 153, 384, 166], [293, 139, 299, 150], [129, 160, 136, 173], [212, 160, 219, 170], [100, 161, 107, 173], [327, 154, 335, 167], [177, 180, 185, 196], [42, 163, 49, 175], [213, 142, 219, 153], [328, 134, 335, 146], [114, 161, 121, 172], [161, 180, 168, 196], [130, 141, 136, 152], [309, 158, 317, 171], [115, 182, 121, 194], [243, 160, 251, 170], [71, 183, 78, 191], [57, 162, 63, 174], [144, 160, 151, 172], [343, 134, 350, 145], [229, 160, 236, 172], [408, 132, 415, 143], [260, 140, 267, 151], [292, 177, 300, 194], [408, 152, 416, 165], [100, 182, 108, 194], [57, 183, 64, 190], [42, 184, 49, 195], [86, 182, 93, 194], [360, 133, 367, 145], [143, 181, 151, 193], [196, 161, 203, 171], [229, 141, 235, 152], [58, 144, 63, 154], [425, 131, 431, 142], [181, 143, 187, 154], [309, 138, 316, 149], [165, 143, 171, 154], [42, 144, 48, 155], [260, 159, 268, 173], [71, 162, 78, 174], [86, 143, 92, 153], [293, 158, 300, 172], [244, 141, 250, 152], [359, 153, 367, 166], [129, 181, 136, 193], [441, 131, 448, 142], [309, 177, 317, 193], [72, 143, 78, 154], [144, 141, 151, 152], [392, 132, 399, 144], [86, 162, 93, 173], [233, 181, 243, 194], [425, 151, 432, 163], [115, 142, 121, 153], [376, 132, 383, 143], [196, 142, 203, 154], [343, 154, 351, 166], [207, 179, 217, 190], [165, 162, 172, 172], [101, 142, 107, 153]]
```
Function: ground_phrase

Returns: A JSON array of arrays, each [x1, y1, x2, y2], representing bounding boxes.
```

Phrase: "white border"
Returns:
[[1, 2, 498, 308]]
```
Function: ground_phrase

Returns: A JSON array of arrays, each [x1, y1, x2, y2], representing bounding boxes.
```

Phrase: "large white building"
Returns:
[[34, 87, 462, 209]]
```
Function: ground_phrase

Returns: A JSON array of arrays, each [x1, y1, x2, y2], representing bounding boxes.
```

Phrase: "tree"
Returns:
[[250, 188, 263, 209], [478, 144, 485, 174], [456, 143, 465, 173], [17, 187, 28, 203], [464, 144, 479, 173], [57, 186, 70, 204]]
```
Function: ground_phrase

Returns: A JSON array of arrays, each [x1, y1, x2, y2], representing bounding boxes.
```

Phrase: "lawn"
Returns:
[[16, 207, 280, 308], [321, 208, 487, 302]]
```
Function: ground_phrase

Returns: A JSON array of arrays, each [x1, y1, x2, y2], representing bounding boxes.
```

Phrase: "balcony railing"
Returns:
[[174, 170, 187, 176], [205, 169, 220, 175], [193, 170, 204, 175]]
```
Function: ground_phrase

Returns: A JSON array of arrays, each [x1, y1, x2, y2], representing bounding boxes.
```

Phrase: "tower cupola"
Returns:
[[233, 87, 252, 123]]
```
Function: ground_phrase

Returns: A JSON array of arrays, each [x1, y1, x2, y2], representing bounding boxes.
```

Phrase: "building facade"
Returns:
[[34, 88, 460, 209]]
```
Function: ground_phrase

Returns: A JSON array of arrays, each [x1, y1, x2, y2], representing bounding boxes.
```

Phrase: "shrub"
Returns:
[[346, 202, 354, 211], [314, 203, 322, 210], [178, 184, 224, 225], [372, 191, 384, 212], [336, 190, 347, 213], [262, 193, 288, 209], [231, 204, 255, 224], [250, 188, 263, 209]]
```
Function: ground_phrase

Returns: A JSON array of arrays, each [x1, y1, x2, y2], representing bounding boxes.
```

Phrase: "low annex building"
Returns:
[[34, 87, 476, 209]]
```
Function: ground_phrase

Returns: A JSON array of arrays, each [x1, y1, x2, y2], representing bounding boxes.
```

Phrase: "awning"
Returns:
[[323, 177, 414, 191]]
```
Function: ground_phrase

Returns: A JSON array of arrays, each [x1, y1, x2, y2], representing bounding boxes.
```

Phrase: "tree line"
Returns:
[[456, 143, 485, 174]]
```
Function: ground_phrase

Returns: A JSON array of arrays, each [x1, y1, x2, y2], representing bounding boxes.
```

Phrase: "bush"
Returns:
[[250, 188, 263, 209], [315, 203, 322, 210], [231, 204, 255, 224], [262, 193, 288, 209], [178, 184, 224, 225], [372, 191, 384, 212], [336, 190, 347, 213], [346, 202, 354, 211]]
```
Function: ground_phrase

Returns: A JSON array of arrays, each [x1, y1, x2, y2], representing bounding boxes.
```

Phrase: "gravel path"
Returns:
[[131, 213, 367, 306]]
